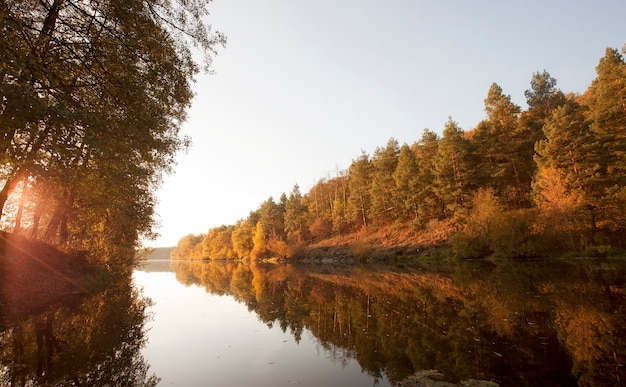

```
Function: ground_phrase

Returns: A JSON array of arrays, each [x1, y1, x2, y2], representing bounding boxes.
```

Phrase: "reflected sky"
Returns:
[[133, 269, 390, 387]]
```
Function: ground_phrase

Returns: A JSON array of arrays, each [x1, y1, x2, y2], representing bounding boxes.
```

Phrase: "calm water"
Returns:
[[134, 263, 385, 386], [1, 259, 625, 386]]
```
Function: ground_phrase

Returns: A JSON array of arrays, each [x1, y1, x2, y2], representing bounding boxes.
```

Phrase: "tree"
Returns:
[[433, 118, 473, 217], [581, 47, 626, 193], [250, 221, 268, 260], [232, 220, 255, 259], [452, 187, 505, 258], [392, 143, 420, 222], [472, 83, 528, 207], [256, 197, 285, 241], [171, 234, 204, 260], [519, 70, 567, 183], [412, 129, 442, 223], [532, 166, 585, 250], [347, 152, 372, 228], [578, 47, 626, 240], [284, 184, 309, 242], [203, 225, 235, 259], [522, 70, 567, 134], [534, 99, 594, 189], [369, 138, 399, 225], [0, 0, 225, 267]]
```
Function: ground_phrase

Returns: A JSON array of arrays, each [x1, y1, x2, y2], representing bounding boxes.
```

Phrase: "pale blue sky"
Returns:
[[149, 0, 626, 247]]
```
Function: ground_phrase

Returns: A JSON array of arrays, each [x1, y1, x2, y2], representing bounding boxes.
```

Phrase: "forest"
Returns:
[[0, 0, 224, 273], [173, 45, 626, 261]]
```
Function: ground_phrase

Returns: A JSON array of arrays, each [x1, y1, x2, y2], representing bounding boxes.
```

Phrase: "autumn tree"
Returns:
[[347, 152, 372, 228], [284, 184, 309, 242], [231, 220, 255, 259], [171, 234, 205, 260], [203, 225, 235, 259], [250, 221, 268, 260], [255, 197, 285, 241], [452, 188, 504, 258], [532, 167, 585, 250]]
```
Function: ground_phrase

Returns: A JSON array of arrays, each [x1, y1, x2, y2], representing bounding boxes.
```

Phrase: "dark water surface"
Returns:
[[1, 259, 625, 386]]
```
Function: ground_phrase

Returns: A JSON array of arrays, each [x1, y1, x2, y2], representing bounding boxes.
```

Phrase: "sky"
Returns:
[[147, 0, 626, 247]]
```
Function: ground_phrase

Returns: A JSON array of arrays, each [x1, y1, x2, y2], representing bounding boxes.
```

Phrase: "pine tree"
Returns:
[[579, 47, 626, 238], [347, 152, 372, 228], [412, 129, 442, 223], [369, 138, 400, 225], [284, 184, 309, 242], [522, 70, 567, 134], [582, 47, 626, 192], [433, 118, 474, 217], [393, 144, 420, 221], [534, 99, 594, 190], [473, 83, 528, 207]]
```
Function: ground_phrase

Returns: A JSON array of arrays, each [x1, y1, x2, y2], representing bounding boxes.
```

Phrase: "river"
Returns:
[[1, 258, 624, 386], [134, 262, 385, 386], [133, 259, 626, 386]]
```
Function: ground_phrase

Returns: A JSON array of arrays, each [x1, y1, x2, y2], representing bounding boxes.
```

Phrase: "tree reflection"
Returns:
[[0, 277, 158, 386], [171, 259, 626, 386]]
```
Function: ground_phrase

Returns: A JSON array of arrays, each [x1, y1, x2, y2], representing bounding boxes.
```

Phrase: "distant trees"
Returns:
[[0, 0, 225, 270], [172, 45, 626, 261]]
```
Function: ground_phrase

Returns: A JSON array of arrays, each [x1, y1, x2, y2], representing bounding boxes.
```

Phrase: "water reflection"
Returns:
[[0, 277, 158, 386], [170, 259, 626, 386]]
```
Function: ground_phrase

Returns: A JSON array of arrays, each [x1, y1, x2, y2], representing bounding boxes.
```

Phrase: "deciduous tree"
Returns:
[[0, 0, 225, 266]]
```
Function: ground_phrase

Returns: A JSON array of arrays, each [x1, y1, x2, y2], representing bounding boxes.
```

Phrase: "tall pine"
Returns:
[[393, 144, 421, 222], [580, 47, 626, 239], [369, 138, 400, 225], [433, 118, 474, 217]]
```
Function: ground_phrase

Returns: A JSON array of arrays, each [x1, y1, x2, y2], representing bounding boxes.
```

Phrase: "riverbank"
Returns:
[[298, 221, 451, 263], [0, 232, 110, 319]]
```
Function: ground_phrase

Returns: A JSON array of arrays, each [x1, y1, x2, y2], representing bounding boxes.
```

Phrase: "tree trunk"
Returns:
[[13, 180, 29, 234], [0, 173, 23, 220], [44, 191, 69, 243]]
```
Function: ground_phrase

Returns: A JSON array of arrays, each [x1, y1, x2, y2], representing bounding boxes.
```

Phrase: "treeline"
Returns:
[[0, 1, 224, 272], [174, 46, 626, 260]]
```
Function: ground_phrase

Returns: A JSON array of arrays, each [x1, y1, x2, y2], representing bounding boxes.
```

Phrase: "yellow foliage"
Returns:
[[532, 166, 586, 250], [533, 166, 584, 214]]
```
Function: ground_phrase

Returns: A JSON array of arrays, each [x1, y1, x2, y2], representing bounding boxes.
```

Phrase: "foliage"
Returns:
[[0, 0, 225, 271]]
